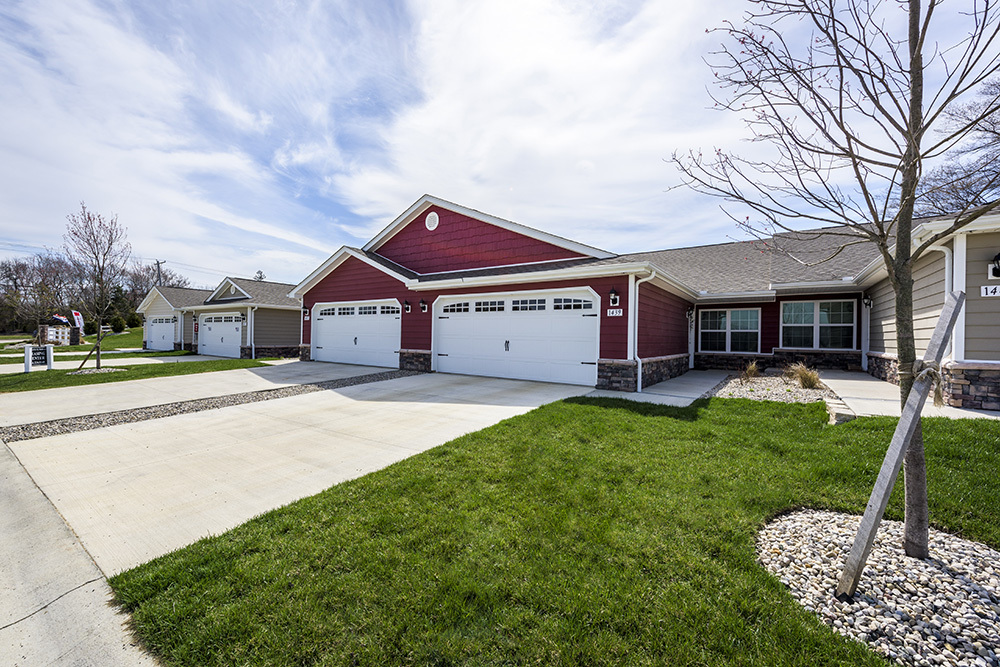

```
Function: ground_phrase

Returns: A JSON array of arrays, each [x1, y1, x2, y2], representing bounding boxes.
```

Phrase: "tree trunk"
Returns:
[[96, 318, 102, 370]]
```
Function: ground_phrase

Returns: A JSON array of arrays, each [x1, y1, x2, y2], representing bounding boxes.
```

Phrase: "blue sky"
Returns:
[[0, 0, 923, 287]]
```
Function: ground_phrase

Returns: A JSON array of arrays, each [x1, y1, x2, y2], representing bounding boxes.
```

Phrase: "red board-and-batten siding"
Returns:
[[302, 256, 637, 359], [374, 205, 585, 274]]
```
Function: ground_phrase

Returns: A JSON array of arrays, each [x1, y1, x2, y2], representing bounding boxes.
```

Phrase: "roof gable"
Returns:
[[364, 195, 612, 274], [137, 285, 213, 312], [206, 278, 252, 303]]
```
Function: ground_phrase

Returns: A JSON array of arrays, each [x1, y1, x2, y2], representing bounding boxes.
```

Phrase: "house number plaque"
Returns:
[[606, 308, 623, 317], [981, 285, 1000, 297]]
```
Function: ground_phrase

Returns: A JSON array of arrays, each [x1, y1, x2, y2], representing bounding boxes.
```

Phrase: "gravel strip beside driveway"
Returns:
[[703, 375, 839, 404], [0, 369, 420, 443]]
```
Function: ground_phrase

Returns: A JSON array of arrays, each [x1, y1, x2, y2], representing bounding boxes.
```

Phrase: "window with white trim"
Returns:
[[553, 297, 592, 310], [780, 300, 856, 349], [443, 302, 469, 313], [474, 300, 504, 312], [699, 308, 760, 353], [512, 298, 545, 311], [358, 305, 377, 315]]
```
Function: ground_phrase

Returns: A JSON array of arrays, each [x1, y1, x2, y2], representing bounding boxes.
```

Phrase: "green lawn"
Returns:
[[0, 358, 269, 392], [0, 328, 145, 353], [110, 398, 1000, 666]]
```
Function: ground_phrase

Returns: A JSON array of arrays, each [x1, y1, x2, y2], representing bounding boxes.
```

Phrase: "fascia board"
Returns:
[[289, 247, 411, 299], [912, 212, 1000, 242], [362, 194, 614, 260], [186, 303, 300, 312], [695, 291, 776, 304], [136, 287, 164, 313], [207, 278, 252, 303], [768, 279, 858, 290]]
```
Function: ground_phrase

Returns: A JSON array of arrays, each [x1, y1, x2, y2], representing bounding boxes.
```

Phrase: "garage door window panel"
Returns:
[[512, 298, 545, 311], [475, 301, 505, 312], [553, 298, 592, 310]]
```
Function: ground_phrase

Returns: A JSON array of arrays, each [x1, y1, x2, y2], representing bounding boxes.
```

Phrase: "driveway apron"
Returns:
[[8, 373, 590, 576]]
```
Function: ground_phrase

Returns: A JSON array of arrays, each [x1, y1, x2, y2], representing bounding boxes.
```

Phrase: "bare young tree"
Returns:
[[674, 0, 1000, 558], [0, 252, 73, 337], [63, 203, 131, 368]]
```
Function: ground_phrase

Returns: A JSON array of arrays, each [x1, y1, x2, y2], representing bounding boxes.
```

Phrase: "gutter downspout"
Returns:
[[633, 270, 658, 392], [927, 245, 954, 358], [250, 306, 258, 359]]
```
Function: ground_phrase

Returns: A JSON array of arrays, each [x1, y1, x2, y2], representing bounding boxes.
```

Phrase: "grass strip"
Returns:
[[0, 350, 191, 364], [110, 398, 1000, 666], [0, 359, 269, 393]]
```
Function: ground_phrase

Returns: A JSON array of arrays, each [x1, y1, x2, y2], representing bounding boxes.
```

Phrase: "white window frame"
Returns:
[[779, 299, 857, 350], [697, 307, 761, 354]]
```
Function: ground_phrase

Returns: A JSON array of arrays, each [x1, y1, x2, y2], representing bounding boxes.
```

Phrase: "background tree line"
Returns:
[[0, 204, 190, 337]]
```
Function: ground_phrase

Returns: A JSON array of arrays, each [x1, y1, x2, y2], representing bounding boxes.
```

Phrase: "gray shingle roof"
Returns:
[[155, 286, 213, 308], [383, 226, 883, 295], [226, 277, 300, 307]]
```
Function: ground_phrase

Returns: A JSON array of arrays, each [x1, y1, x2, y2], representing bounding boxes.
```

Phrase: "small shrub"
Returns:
[[784, 362, 821, 389], [83, 320, 97, 336], [126, 312, 142, 328], [110, 316, 127, 333]]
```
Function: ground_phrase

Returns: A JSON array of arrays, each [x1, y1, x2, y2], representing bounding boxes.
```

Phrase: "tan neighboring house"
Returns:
[[138, 277, 301, 359]]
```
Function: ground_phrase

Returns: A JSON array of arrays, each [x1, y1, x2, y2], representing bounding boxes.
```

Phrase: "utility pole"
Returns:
[[153, 259, 165, 285]]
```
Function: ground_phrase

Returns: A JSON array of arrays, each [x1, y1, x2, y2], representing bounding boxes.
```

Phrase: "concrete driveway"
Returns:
[[7, 372, 589, 576]]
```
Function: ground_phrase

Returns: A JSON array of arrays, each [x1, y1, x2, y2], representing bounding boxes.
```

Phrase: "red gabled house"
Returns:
[[289, 194, 695, 391]]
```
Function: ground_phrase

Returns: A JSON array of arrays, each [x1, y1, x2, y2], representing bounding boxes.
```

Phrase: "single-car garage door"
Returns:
[[199, 314, 242, 358], [146, 317, 174, 351], [434, 290, 599, 386], [312, 301, 401, 367]]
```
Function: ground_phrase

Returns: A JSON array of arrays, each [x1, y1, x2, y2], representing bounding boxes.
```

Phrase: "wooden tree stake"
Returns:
[[835, 291, 965, 601]]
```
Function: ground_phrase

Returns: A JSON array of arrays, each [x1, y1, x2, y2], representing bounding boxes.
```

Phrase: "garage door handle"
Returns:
[[438, 316, 449, 319], [437, 353, 449, 357], [354, 337, 357, 345], [581, 361, 597, 365], [316, 346, 323, 349], [582, 314, 598, 317]]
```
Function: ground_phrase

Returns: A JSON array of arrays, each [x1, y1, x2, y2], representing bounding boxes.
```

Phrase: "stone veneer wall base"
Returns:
[[866, 353, 1000, 411], [640, 354, 689, 389], [242, 345, 300, 359], [298, 344, 311, 362], [695, 350, 862, 372], [399, 349, 432, 373]]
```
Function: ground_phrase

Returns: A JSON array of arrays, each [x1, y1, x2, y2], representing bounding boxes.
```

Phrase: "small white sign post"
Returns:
[[23, 344, 54, 372], [835, 290, 965, 601]]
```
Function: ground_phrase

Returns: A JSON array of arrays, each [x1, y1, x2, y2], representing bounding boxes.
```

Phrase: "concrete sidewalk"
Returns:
[[586, 370, 729, 406], [0, 353, 218, 375], [1, 444, 157, 665], [0, 361, 392, 426], [820, 370, 1000, 420]]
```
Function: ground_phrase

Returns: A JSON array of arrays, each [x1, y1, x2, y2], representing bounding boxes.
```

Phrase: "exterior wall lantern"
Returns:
[[862, 294, 873, 309], [404, 300, 411, 313], [302, 307, 309, 315], [991, 252, 1000, 278], [419, 299, 428, 312], [609, 288, 620, 307]]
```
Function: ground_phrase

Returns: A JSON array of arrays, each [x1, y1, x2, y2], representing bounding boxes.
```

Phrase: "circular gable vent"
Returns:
[[425, 211, 439, 231]]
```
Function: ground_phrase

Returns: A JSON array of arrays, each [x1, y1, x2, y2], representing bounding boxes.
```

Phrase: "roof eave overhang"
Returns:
[[695, 291, 776, 305], [361, 194, 615, 260], [768, 279, 861, 294], [185, 303, 301, 312], [206, 278, 252, 303], [136, 287, 165, 314], [289, 247, 411, 299]]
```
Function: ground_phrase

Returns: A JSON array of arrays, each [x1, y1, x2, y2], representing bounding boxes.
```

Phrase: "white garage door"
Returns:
[[434, 290, 599, 386], [199, 314, 242, 358], [312, 302, 401, 367], [146, 318, 174, 351]]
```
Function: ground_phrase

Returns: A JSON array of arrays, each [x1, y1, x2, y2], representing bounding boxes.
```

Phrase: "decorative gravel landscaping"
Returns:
[[759, 510, 1000, 667], [0, 369, 420, 442], [705, 374, 838, 404]]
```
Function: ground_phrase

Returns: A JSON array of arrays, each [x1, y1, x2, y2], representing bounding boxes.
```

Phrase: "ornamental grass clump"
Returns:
[[740, 360, 762, 384], [784, 362, 821, 389]]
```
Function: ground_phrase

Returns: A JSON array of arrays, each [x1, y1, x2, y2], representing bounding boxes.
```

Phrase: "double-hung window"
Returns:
[[780, 300, 855, 349], [699, 308, 760, 353]]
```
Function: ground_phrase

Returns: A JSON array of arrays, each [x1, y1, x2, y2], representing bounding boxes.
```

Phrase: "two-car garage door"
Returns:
[[434, 290, 599, 386]]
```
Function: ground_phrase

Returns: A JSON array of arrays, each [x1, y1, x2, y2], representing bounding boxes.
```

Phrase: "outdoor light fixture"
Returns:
[[171, 316, 177, 323], [419, 299, 428, 312], [609, 288, 620, 307], [404, 300, 411, 313], [863, 294, 873, 309], [302, 307, 309, 314], [992, 251, 1000, 278]]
